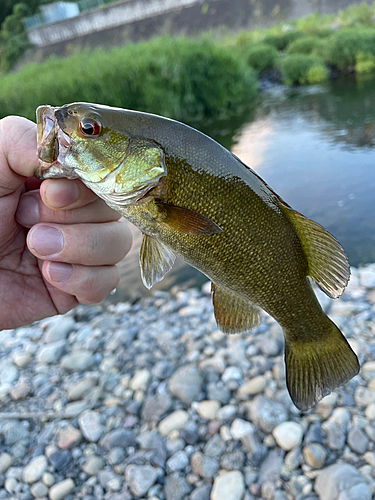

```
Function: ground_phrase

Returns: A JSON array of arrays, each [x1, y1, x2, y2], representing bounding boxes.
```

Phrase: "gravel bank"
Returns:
[[1, 264, 375, 500]]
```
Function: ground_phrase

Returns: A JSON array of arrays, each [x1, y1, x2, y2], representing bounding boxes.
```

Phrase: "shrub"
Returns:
[[306, 64, 328, 84], [356, 51, 375, 73], [263, 29, 304, 51], [337, 2, 375, 28], [287, 35, 323, 55], [326, 28, 375, 69], [278, 53, 326, 85], [243, 43, 278, 72], [296, 13, 335, 37], [0, 37, 257, 123]]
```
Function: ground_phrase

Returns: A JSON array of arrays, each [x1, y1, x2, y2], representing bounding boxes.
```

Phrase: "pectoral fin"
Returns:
[[283, 208, 350, 298], [212, 283, 261, 334], [140, 234, 176, 289], [155, 200, 223, 235]]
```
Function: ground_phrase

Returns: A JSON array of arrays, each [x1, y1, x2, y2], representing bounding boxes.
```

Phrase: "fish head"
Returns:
[[35, 103, 166, 203]]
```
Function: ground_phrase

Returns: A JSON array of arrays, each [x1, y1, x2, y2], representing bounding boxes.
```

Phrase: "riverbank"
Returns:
[[0, 264, 375, 500]]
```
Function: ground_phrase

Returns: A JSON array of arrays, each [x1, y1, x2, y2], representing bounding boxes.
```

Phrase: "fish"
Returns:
[[35, 103, 360, 411]]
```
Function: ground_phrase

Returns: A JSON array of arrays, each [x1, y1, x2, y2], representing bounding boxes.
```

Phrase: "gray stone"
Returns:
[[66, 378, 96, 400], [354, 386, 375, 407], [259, 448, 284, 484], [57, 425, 81, 449], [246, 395, 288, 433], [0, 362, 19, 384], [98, 470, 122, 491], [23, 455, 48, 483], [347, 426, 369, 455], [191, 452, 219, 478], [10, 379, 31, 400], [11, 352, 32, 369], [237, 376, 267, 399], [141, 393, 172, 422], [322, 422, 346, 450], [37, 341, 66, 364], [303, 444, 326, 469], [166, 450, 189, 472], [30, 481, 48, 497], [78, 410, 103, 442], [82, 455, 104, 475], [44, 316, 75, 342], [168, 365, 202, 404], [107, 447, 126, 466], [159, 410, 189, 436], [49, 450, 72, 472], [220, 449, 245, 470], [101, 429, 136, 450], [190, 484, 211, 500], [315, 463, 371, 500], [164, 473, 191, 500], [0, 453, 12, 474], [3, 422, 29, 445], [125, 465, 159, 497], [211, 471, 245, 500], [204, 435, 226, 458], [49, 478, 75, 500], [61, 351, 95, 371], [272, 421, 304, 451], [152, 360, 175, 379]]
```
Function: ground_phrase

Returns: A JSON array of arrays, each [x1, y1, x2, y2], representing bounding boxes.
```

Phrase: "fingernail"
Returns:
[[47, 262, 73, 282], [16, 195, 39, 227], [29, 226, 63, 256]]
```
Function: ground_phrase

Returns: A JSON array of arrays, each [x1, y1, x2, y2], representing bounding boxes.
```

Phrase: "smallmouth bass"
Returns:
[[35, 103, 359, 411]]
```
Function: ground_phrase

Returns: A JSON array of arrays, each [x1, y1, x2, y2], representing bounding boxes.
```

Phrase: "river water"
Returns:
[[115, 76, 375, 301]]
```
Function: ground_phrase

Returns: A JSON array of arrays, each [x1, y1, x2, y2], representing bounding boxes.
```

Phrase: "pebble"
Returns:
[[66, 378, 96, 400], [82, 455, 104, 475], [78, 410, 103, 442], [57, 425, 82, 449], [247, 395, 288, 433], [164, 473, 191, 500], [61, 351, 95, 371], [303, 444, 326, 469], [272, 421, 303, 451], [190, 452, 219, 478], [11, 352, 32, 369], [0, 363, 19, 384], [195, 400, 221, 420], [125, 465, 159, 496], [315, 463, 371, 500], [347, 426, 369, 454], [10, 379, 31, 400], [211, 470, 245, 500], [36, 341, 66, 364], [44, 316, 75, 342], [237, 376, 267, 398], [168, 365, 202, 404], [159, 410, 189, 436], [30, 481, 48, 497], [129, 369, 151, 391], [0, 453, 12, 474], [49, 478, 75, 500], [23, 455, 48, 483]]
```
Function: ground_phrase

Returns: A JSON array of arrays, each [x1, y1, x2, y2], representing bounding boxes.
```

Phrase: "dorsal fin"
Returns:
[[140, 234, 176, 289], [211, 283, 261, 334], [283, 207, 350, 299]]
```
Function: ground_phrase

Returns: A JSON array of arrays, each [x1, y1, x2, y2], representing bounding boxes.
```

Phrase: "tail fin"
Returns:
[[284, 320, 359, 411]]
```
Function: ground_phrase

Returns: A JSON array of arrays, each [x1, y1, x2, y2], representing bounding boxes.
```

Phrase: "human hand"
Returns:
[[0, 116, 132, 330]]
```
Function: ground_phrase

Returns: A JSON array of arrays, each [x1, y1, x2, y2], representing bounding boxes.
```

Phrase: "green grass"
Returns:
[[278, 54, 327, 85]]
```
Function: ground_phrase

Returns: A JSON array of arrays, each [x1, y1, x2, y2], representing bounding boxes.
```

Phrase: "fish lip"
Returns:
[[35, 105, 72, 179]]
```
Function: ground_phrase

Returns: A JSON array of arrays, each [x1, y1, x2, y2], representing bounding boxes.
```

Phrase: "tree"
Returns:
[[0, 3, 30, 72]]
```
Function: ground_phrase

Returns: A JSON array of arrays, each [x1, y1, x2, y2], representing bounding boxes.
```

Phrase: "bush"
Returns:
[[243, 43, 278, 72], [296, 13, 335, 37], [356, 51, 375, 73], [0, 37, 257, 123], [326, 28, 375, 69], [278, 53, 326, 85], [263, 29, 304, 51], [287, 35, 324, 55], [337, 2, 375, 28]]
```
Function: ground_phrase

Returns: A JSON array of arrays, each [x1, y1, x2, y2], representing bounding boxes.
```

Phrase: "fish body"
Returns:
[[36, 103, 360, 410]]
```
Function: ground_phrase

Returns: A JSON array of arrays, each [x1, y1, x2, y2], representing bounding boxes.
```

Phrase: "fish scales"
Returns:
[[35, 103, 360, 410]]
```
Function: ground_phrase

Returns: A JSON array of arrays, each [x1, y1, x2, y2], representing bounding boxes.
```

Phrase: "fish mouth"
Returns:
[[35, 106, 73, 179]]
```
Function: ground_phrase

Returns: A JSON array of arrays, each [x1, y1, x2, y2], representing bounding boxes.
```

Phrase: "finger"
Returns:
[[0, 117, 38, 195], [27, 219, 133, 266], [41, 178, 98, 210], [42, 261, 120, 305], [16, 190, 121, 227]]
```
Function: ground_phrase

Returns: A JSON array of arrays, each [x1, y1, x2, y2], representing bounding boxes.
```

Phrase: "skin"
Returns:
[[0, 116, 133, 330]]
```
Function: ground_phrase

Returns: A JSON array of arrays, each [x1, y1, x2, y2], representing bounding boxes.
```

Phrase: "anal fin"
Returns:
[[212, 283, 261, 334], [140, 234, 176, 289], [283, 207, 350, 299]]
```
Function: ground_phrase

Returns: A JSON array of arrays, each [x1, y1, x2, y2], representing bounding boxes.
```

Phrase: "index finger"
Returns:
[[0, 116, 38, 196]]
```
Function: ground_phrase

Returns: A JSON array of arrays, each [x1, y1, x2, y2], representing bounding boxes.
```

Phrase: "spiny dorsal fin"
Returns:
[[283, 208, 350, 299], [211, 283, 261, 334], [140, 234, 176, 289], [155, 200, 223, 235]]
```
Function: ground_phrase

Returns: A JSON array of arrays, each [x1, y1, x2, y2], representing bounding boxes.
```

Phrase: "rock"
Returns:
[[222, 366, 242, 384], [0, 453, 12, 474], [303, 444, 326, 469], [129, 369, 151, 391], [159, 410, 189, 436], [49, 450, 72, 472], [166, 451, 189, 473], [78, 410, 103, 442], [10, 379, 31, 400], [37, 341, 66, 364], [11, 352, 32, 369], [61, 351, 95, 371], [0, 363, 19, 384], [315, 463, 371, 500], [42, 472, 55, 487], [81, 456, 104, 475], [246, 395, 288, 433], [272, 421, 303, 451], [220, 449, 245, 470], [204, 435, 226, 458], [66, 378, 96, 400], [3, 422, 29, 445], [355, 386, 375, 406], [0, 383, 11, 398], [191, 452, 219, 478], [30, 481, 48, 497], [190, 484, 211, 500], [231, 418, 255, 440], [108, 447, 126, 466], [98, 470, 123, 491], [164, 473, 191, 500], [216, 405, 237, 421], [101, 429, 136, 450], [57, 425, 82, 449], [168, 365, 202, 404], [23, 455, 48, 483], [49, 478, 75, 500], [365, 403, 375, 420], [141, 393, 172, 422], [237, 376, 266, 399], [195, 400, 221, 420], [259, 448, 284, 483], [211, 471, 245, 500], [63, 400, 87, 417], [5, 477, 17, 494], [125, 465, 159, 497], [359, 265, 375, 288], [44, 316, 75, 342], [321, 421, 346, 450], [152, 360, 175, 379], [347, 426, 369, 455]]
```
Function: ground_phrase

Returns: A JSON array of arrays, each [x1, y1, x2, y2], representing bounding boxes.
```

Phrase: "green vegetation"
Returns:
[[2, 3, 375, 121]]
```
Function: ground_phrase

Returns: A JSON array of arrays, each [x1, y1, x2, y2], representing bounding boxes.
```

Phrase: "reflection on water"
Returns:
[[114, 76, 375, 301]]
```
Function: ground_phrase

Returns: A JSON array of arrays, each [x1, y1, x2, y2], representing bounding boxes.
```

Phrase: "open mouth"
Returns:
[[35, 106, 72, 179]]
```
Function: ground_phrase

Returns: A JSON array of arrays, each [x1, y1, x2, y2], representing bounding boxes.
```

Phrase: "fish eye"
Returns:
[[79, 118, 101, 138]]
